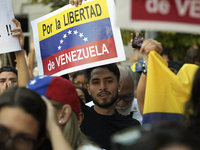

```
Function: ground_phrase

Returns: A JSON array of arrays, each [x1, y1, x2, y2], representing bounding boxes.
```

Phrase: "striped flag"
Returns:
[[142, 51, 199, 126]]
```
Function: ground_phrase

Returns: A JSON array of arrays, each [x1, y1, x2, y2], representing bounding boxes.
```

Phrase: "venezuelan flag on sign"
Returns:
[[37, 0, 117, 75], [142, 51, 199, 126]]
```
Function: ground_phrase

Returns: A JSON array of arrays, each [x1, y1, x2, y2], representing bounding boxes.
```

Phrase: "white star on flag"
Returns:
[[39, 76, 46, 79], [68, 30, 72, 35], [83, 37, 88, 42], [74, 30, 78, 35], [58, 45, 61, 50], [63, 34, 67, 39], [60, 39, 64, 44], [30, 79, 36, 85], [79, 33, 84, 38], [57, 29, 89, 51]]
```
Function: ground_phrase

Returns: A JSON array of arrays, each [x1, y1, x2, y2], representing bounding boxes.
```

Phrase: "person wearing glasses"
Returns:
[[72, 70, 88, 89], [0, 87, 76, 150], [116, 66, 142, 124], [86, 65, 143, 124], [80, 64, 140, 150], [0, 87, 47, 150], [0, 18, 30, 94]]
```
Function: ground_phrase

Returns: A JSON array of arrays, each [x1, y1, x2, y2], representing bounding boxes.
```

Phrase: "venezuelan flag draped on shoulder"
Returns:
[[31, 0, 125, 76], [142, 51, 199, 126]]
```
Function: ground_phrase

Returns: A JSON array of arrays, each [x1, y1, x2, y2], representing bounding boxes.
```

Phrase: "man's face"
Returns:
[[73, 74, 88, 89], [76, 88, 86, 103], [0, 71, 17, 92], [88, 67, 119, 108], [116, 77, 134, 115]]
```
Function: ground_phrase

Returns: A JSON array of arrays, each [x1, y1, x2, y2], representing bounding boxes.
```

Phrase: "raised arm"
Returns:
[[137, 39, 163, 115], [12, 18, 30, 87]]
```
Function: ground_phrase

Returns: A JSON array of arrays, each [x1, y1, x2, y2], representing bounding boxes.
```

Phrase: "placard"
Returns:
[[116, 0, 200, 34], [0, 0, 21, 54], [31, 0, 125, 76]]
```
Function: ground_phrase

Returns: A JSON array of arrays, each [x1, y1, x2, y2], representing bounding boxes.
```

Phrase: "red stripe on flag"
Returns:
[[42, 38, 117, 75]]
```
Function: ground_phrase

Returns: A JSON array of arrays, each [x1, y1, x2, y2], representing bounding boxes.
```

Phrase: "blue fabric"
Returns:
[[26, 75, 54, 97]]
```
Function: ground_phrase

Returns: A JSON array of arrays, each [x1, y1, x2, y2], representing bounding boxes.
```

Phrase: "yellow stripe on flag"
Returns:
[[143, 51, 198, 115], [37, 0, 110, 41]]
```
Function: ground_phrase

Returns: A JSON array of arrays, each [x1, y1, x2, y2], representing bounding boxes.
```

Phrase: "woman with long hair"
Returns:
[[0, 87, 46, 150], [27, 75, 102, 150]]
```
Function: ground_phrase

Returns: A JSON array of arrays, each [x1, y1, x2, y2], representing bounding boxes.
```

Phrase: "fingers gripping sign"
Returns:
[[11, 18, 24, 50], [69, 0, 86, 7]]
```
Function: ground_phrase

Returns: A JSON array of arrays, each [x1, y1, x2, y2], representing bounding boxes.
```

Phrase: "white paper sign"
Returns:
[[31, 0, 125, 76], [0, 0, 21, 54]]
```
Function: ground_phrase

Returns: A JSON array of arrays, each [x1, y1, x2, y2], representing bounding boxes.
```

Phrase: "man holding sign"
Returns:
[[0, 0, 30, 93], [31, 0, 125, 76], [0, 18, 30, 93]]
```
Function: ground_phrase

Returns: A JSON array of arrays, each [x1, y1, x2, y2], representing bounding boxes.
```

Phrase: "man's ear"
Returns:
[[58, 105, 72, 125], [77, 112, 84, 127], [87, 84, 91, 95], [118, 80, 122, 92]]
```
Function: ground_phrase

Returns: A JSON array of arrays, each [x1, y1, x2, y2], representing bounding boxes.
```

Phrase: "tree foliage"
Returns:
[[156, 32, 200, 60]]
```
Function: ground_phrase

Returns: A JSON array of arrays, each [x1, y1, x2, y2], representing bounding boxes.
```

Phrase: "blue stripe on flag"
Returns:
[[142, 112, 184, 126], [39, 18, 113, 59]]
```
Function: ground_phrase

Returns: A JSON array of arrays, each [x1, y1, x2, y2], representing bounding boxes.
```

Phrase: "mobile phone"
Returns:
[[132, 31, 145, 49]]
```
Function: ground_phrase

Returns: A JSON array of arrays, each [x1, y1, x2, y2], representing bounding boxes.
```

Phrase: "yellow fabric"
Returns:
[[143, 51, 199, 115]]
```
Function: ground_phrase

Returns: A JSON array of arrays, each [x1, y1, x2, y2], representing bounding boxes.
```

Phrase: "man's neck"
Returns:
[[94, 104, 116, 116]]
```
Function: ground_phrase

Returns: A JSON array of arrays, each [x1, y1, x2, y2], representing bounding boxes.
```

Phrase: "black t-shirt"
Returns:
[[80, 105, 141, 150]]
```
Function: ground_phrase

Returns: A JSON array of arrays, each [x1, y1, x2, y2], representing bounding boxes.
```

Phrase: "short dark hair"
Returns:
[[184, 48, 200, 65], [61, 74, 69, 80], [0, 87, 46, 140], [72, 70, 87, 82], [0, 65, 18, 76], [87, 63, 120, 83]]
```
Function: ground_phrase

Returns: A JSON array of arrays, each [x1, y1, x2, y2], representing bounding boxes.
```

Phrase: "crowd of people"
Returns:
[[0, 0, 200, 150]]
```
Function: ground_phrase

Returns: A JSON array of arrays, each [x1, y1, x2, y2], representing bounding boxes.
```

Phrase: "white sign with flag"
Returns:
[[31, 0, 125, 76]]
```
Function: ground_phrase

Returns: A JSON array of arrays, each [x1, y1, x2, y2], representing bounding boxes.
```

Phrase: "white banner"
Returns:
[[0, 0, 21, 54], [116, 0, 200, 34]]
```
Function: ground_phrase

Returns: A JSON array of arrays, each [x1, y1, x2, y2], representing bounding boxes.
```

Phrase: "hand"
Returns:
[[42, 96, 59, 131], [140, 39, 163, 55], [69, 0, 85, 7], [11, 18, 24, 50], [0, 82, 7, 94]]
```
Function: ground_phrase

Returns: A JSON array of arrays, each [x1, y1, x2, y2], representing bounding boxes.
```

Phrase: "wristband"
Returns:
[[142, 61, 147, 75]]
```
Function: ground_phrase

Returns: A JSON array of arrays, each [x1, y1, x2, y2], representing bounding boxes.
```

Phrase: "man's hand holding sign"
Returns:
[[0, 0, 30, 93], [0, 0, 21, 53]]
